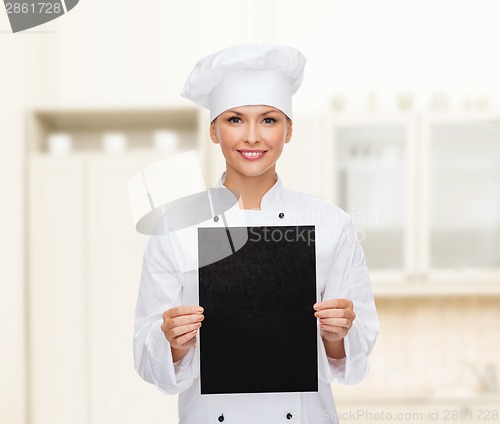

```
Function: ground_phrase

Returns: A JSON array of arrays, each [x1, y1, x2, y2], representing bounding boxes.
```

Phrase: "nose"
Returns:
[[244, 122, 260, 145]]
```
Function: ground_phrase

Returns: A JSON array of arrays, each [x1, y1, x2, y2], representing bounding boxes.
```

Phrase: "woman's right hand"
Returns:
[[161, 306, 204, 362]]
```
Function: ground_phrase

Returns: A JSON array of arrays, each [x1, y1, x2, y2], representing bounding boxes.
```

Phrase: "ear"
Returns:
[[285, 119, 293, 144], [209, 121, 219, 144]]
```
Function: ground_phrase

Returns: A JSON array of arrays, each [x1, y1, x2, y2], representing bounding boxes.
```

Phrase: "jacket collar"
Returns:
[[215, 171, 284, 210]]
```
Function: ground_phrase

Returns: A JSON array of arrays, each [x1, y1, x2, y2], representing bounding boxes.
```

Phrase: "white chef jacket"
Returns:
[[133, 172, 379, 424]]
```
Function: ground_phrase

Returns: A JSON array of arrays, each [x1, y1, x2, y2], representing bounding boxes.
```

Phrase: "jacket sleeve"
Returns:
[[133, 233, 197, 395], [320, 215, 379, 385]]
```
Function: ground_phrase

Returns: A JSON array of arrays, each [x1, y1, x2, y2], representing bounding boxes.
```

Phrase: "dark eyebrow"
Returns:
[[225, 109, 278, 117]]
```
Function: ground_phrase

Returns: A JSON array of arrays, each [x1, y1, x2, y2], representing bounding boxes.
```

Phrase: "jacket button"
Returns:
[[214, 216, 219, 222], [278, 212, 285, 219], [286, 412, 293, 419], [218, 414, 224, 422]]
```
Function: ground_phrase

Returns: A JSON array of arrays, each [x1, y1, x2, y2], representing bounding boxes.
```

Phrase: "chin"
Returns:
[[237, 169, 265, 178], [231, 165, 270, 178], [225, 156, 277, 179]]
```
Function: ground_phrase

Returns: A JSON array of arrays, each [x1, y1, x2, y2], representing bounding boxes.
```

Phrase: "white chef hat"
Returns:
[[180, 44, 306, 122]]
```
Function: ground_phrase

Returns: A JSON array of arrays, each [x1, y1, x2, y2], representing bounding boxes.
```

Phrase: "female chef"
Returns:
[[133, 44, 379, 423]]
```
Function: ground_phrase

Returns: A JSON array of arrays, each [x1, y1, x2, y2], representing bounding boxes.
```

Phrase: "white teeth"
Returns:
[[241, 151, 263, 157]]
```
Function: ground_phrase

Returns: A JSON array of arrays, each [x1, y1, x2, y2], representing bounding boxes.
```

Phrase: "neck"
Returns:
[[223, 166, 277, 210]]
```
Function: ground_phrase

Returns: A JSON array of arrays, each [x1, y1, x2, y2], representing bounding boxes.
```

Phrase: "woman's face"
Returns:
[[209, 105, 292, 179]]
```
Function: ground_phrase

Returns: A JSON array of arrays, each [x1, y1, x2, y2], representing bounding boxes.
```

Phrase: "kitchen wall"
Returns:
[[336, 297, 500, 399], [2, 1, 500, 423]]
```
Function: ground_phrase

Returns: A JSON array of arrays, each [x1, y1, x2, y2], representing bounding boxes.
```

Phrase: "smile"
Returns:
[[237, 150, 267, 160]]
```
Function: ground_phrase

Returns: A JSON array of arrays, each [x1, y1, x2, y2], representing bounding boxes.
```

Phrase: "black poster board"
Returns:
[[198, 225, 317, 395]]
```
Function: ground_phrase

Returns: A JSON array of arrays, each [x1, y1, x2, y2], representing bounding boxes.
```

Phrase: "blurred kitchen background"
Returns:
[[2, 1, 500, 423]]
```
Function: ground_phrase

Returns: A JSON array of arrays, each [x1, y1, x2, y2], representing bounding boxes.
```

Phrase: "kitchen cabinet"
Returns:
[[327, 111, 500, 295], [421, 112, 500, 285], [28, 153, 184, 424], [328, 113, 417, 286], [28, 156, 87, 424], [27, 107, 208, 424], [86, 156, 178, 424]]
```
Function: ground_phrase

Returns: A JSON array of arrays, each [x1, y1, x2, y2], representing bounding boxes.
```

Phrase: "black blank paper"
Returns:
[[198, 225, 317, 395]]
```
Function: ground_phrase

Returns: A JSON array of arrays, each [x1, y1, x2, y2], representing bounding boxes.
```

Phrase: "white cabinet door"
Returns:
[[421, 113, 500, 284], [86, 156, 178, 424], [328, 114, 417, 282], [29, 154, 180, 424], [28, 157, 87, 424]]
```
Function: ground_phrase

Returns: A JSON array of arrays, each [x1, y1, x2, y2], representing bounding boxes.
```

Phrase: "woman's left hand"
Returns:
[[313, 299, 356, 342]]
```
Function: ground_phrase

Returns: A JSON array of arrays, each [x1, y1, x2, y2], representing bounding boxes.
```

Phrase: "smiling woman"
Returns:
[[209, 105, 293, 209], [133, 44, 379, 424]]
